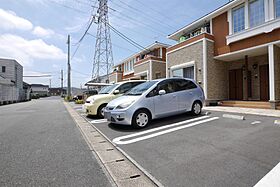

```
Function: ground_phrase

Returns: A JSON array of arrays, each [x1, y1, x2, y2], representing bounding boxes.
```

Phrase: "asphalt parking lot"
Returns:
[[72, 103, 280, 187]]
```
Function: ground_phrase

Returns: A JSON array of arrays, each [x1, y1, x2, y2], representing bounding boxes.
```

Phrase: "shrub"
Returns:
[[75, 99, 84, 104]]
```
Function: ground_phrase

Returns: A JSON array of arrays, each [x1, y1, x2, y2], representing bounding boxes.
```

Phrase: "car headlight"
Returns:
[[116, 100, 135, 109]]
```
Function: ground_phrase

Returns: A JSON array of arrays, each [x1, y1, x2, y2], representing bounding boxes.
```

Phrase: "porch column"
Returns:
[[268, 44, 276, 108], [244, 55, 249, 100], [203, 38, 208, 99]]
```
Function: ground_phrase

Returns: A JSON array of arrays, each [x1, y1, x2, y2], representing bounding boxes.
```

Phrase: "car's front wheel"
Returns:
[[132, 109, 150, 128], [97, 104, 107, 118], [191, 101, 202, 115]]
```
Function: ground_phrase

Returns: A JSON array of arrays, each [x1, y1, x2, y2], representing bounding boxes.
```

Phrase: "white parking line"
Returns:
[[251, 121, 261, 125], [90, 119, 108, 124], [113, 116, 219, 145]]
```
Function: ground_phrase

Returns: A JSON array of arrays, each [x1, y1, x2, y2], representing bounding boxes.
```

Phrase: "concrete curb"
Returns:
[[222, 114, 245, 120], [83, 114, 164, 187], [116, 147, 164, 187], [64, 102, 161, 187]]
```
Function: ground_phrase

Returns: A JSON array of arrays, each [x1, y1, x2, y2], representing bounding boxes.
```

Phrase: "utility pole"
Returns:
[[67, 35, 71, 98], [61, 69, 63, 96], [92, 0, 114, 83], [49, 79, 52, 88]]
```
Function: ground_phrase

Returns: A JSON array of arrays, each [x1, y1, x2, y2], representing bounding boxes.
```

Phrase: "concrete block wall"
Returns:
[[134, 61, 149, 79], [151, 61, 166, 79], [167, 41, 204, 87], [207, 41, 228, 101]]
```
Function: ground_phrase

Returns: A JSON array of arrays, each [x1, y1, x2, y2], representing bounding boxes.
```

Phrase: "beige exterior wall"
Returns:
[[134, 61, 149, 79], [207, 41, 228, 101], [274, 45, 280, 101], [109, 72, 123, 83], [151, 61, 166, 79], [167, 41, 203, 87]]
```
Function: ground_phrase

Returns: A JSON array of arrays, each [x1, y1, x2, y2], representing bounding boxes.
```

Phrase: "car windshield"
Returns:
[[98, 84, 119, 94], [125, 81, 157, 96]]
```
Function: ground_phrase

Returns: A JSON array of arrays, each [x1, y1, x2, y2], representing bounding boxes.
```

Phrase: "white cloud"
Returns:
[[0, 8, 33, 31], [32, 26, 55, 38], [0, 34, 66, 67]]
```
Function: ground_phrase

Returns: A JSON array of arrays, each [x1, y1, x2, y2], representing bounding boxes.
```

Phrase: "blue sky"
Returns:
[[0, 0, 228, 88]]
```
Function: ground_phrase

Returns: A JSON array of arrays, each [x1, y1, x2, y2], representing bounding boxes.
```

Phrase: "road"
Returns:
[[76, 105, 280, 187], [0, 97, 111, 186]]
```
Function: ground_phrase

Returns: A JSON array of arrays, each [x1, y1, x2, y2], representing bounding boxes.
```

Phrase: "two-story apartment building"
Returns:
[[0, 59, 24, 104], [109, 42, 169, 83], [167, 0, 280, 109]]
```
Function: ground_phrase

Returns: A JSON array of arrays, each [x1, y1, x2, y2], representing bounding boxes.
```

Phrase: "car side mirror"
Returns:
[[159, 90, 166, 95], [113, 90, 120, 95]]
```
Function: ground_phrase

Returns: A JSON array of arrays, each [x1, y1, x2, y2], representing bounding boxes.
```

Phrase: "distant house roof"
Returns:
[[49, 88, 66, 92], [23, 82, 31, 89], [30, 84, 49, 88]]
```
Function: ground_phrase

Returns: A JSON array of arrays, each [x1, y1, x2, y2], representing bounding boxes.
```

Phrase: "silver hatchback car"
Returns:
[[104, 78, 205, 128]]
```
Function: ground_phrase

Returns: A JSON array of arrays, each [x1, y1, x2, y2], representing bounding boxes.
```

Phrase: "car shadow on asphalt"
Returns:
[[85, 115, 102, 120], [107, 112, 205, 132]]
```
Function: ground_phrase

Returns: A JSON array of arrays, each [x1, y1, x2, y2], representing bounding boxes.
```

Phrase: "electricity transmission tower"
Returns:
[[92, 0, 113, 83]]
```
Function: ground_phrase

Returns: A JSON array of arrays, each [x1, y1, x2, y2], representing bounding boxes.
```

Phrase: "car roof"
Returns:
[[153, 77, 195, 83], [115, 80, 146, 85]]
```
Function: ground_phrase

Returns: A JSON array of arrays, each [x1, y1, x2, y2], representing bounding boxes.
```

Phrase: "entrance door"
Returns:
[[229, 69, 243, 100], [259, 64, 269, 101]]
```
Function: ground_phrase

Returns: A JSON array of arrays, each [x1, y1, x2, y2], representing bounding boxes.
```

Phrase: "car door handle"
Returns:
[[189, 92, 193, 95]]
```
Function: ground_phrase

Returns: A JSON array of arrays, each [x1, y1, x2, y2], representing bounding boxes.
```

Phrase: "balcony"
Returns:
[[167, 33, 214, 53], [135, 55, 165, 66]]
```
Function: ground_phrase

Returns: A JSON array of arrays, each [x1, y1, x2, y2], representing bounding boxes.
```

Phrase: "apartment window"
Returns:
[[124, 59, 134, 73], [172, 66, 194, 79], [2, 66, 6, 73], [249, 0, 265, 27], [232, 5, 245, 33], [276, 0, 280, 18]]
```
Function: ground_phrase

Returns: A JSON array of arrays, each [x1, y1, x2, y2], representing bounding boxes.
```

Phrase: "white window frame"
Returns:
[[249, 0, 265, 28], [232, 3, 246, 33], [170, 61, 196, 81], [275, 0, 280, 18]]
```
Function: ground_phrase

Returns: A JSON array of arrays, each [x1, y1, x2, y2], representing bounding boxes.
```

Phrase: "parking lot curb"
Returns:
[[222, 114, 245, 120], [64, 101, 162, 187], [82, 112, 164, 187]]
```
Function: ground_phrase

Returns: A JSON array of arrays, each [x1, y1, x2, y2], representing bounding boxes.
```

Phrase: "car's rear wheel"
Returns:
[[132, 109, 150, 128], [191, 101, 202, 115], [97, 104, 107, 118]]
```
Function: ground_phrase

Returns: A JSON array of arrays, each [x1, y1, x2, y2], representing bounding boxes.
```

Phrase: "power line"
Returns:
[[48, 0, 89, 14], [105, 21, 150, 52], [87, 33, 137, 53], [112, 0, 175, 30], [71, 15, 95, 59], [72, 69, 91, 76], [108, 9, 167, 37], [132, 0, 181, 26]]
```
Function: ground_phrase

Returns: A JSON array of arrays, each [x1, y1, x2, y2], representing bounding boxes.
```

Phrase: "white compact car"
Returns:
[[104, 78, 205, 128]]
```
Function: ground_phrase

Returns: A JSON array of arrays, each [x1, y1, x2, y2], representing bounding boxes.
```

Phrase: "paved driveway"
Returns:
[[74, 104, 280, 187]]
